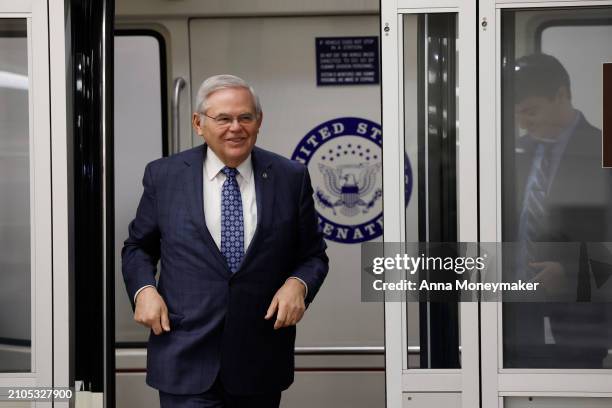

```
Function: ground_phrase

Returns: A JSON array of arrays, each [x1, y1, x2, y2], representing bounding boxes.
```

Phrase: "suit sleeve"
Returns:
[[290, 166, 329, 304], [121, 162, 161, 311]]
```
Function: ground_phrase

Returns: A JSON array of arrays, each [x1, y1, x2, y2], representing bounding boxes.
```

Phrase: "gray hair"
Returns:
[[194, 74, 262, 117]]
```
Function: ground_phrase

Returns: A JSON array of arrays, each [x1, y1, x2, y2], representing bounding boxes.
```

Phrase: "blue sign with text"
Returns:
[[316, 36, 380, 86]]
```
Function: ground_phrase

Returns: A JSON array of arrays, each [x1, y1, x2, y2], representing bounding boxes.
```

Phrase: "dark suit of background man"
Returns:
[[122, 74, 329, 407], [504, 53, 612, 368]]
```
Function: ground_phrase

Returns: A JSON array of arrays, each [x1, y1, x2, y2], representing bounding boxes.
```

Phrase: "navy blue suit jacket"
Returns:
[[504, 114, 612, 368], [122, 145, 329, 395]]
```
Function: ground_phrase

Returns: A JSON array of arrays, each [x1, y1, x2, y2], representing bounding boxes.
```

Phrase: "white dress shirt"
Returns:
[[134, 147, 307, 303], [203, 148, 257, 250]]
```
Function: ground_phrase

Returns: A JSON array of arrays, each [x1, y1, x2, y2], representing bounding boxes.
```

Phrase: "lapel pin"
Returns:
[[262, 172, 268, 179]]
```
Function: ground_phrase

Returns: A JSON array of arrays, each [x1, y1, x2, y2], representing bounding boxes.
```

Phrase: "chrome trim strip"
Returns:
[[171, 77, 186, 154]]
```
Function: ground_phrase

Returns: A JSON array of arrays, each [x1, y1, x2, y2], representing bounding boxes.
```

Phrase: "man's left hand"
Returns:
[[265, 278, 306, 330]]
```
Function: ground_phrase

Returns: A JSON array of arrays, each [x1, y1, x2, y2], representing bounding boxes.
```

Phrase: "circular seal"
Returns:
[[291, 117, 412, 244]]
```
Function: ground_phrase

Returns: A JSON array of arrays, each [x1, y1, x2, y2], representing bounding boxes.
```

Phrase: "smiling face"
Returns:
[[192, 87, 262, 167]]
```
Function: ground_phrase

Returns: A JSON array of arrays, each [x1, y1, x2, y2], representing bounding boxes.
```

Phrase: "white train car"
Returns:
[[1, 0, 612, 407]]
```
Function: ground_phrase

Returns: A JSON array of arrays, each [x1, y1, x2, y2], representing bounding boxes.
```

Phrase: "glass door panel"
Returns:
[[387, 0, 612, 405], [500, 7, 612, 369], [0, 18, 30, 373], [403, 12, 460, 369]]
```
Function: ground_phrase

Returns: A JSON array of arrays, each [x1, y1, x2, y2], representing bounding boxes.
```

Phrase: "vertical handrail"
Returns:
[[171, 77, 186, 154]]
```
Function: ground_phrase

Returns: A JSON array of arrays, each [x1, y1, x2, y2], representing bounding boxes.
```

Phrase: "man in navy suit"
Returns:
[[503, 54, 612, 368], [122, 74, 329, 407]]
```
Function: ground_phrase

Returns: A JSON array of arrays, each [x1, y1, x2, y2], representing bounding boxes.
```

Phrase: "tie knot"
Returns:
[[222, 166, 238, 178]]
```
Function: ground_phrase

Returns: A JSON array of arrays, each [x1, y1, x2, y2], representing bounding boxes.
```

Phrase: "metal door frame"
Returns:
[[0, 1, 70, 407], [384, 0, 612, 406], [478, 1, 612, 407], [381, 0, 479, 407]]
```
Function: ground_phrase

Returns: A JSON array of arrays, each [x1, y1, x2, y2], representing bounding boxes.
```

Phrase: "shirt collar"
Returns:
[[204, 146, 253, 183]]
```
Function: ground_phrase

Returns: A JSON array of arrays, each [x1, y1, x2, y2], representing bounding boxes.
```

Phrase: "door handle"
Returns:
[[171, 77, 186, 154]]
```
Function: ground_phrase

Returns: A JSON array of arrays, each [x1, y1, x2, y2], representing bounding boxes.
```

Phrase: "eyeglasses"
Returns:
[[201, 112, 257, 126]]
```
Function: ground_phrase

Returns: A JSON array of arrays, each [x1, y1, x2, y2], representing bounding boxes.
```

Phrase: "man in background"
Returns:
[[504, 53, 612, 368]]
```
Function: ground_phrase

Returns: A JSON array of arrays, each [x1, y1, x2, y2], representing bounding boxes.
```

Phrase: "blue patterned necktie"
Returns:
[[518, 143, 553, 278], [220, 166, 244, 273]]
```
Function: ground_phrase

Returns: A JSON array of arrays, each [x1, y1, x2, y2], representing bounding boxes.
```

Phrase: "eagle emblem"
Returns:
[[291, 117, 409, 243], [316, 162, 382, 217]]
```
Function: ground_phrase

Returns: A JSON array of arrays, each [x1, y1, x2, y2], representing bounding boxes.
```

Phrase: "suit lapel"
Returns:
[[183, 144, 229, 272], [238, 147, 275, 273]]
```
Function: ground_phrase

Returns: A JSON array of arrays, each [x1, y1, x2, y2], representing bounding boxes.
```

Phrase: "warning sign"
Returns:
[[316, 37, 380, 86]]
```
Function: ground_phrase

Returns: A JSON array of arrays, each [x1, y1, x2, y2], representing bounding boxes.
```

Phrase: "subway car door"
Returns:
[[112, 11, 386, 408], [188, 15, 385, 408], [0, 0, 70, 406], [382, 0, 612, 407], [479, 2, 612, 407], [113, 30, 167, 408], [381, 2, 479, 407]]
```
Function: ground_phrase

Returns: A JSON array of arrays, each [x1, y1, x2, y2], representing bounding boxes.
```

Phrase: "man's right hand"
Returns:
[[134, 287, 170, 335]]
